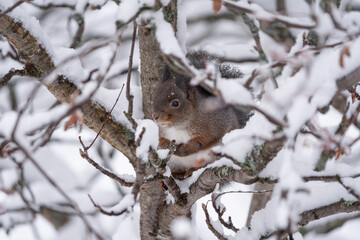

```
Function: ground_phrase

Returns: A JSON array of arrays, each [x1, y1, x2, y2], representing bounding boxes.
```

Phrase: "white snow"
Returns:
[[171, 217, 198, 239], [154, 10, 186, 60], [0, 0, 54, 58], [116, 0, 140, 23], [2, 0, 360, 239], [135, 119, 159, 162]]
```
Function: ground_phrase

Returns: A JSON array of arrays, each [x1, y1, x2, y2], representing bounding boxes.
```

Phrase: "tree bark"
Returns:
[[137, 1, 184, 239]]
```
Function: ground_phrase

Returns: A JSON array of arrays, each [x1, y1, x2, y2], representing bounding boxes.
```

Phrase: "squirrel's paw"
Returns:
[[158, 137, 171, 149], [174, 141, 202, 157]]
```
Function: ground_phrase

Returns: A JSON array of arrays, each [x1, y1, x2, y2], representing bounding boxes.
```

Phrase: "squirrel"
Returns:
[[152, 51, 251, 173]]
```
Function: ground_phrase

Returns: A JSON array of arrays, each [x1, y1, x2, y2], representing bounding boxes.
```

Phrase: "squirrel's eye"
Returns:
[[171, 100, 179, 108]]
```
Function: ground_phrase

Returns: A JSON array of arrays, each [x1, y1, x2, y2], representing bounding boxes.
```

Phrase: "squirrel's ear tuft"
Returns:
[[161, 65, 172, 82]]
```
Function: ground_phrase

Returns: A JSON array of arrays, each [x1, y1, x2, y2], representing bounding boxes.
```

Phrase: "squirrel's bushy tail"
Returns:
[[233, 107, 253, 129]]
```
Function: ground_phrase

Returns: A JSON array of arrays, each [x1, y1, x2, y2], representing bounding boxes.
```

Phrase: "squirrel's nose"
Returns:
[[152, 113, 160, 120]]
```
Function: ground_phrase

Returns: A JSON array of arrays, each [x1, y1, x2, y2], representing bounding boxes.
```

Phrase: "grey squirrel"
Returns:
[[152, 51, 251, 172]]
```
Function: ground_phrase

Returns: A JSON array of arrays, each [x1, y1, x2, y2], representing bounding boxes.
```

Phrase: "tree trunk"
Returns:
[[138, 1, 184, 239]]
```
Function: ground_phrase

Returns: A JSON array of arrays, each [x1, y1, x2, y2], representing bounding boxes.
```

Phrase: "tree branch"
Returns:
[[0, 68, 27, 88], [0, 13, 137, 167], [79, 136, 134, 187], [0, 0, 29, 18], [337, 66, 360, 91], [299, 200, 360, 226], [188, 136, 286, 204]]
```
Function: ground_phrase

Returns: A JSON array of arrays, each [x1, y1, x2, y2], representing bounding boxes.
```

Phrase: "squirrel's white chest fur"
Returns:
[[160, 125, 213, 171], [161, 126, 192, 144]]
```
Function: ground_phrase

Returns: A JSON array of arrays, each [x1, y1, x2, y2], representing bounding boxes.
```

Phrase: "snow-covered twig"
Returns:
[[223, 0, 316, 29], [211, 193, 239, 232]]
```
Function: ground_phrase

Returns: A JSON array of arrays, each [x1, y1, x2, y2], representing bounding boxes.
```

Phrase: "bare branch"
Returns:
[[86, 84, 125, 150], [29, 2, 75, 10], [0, 0, 29, 18], [202, 202, 228, 240], [337, 176, 360, 202], [0, 68, 27, 88], [79, 136, 134, 187], [337, 66, 360, 91], [124, 21, 138, 130], [70, 13, 85, 48], [299, 200, 360, 227], [302, 213, 360, 235], [88, 194, 128, 216], [11, 139, 105, 240], [211, 193, 239, 232], [0, 14, 138, 166]]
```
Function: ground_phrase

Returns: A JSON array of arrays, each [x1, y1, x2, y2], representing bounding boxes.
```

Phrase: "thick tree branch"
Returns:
[[299, 200, 360, 226], [337, 66, 360, 91], [188, 136, 286, 205], [0, 13, 137, 167]]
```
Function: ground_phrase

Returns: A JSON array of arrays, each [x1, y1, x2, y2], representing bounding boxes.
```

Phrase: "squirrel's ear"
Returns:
[[161, 65, 172, 82]]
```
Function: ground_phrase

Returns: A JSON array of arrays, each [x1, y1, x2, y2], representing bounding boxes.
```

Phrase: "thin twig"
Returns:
[[11, 83, 41, 140], [86, 84, 125, 150], [70, 13, 85, 48], [89, 0, 109, 10], [124, 21, 138, 130], [79, 136, 134, 187], [29, 2, 75, 10], [211, 194, 239, 232], [30, 77, 104, 151], [88, 194, 127, 216], [337, 176, 360, 202], [0, 69, 27, 88], [251, 105, 287, 127], [0, 0, 29, 18], [12, 139, 104, 240], [202, 202, 227, 240]]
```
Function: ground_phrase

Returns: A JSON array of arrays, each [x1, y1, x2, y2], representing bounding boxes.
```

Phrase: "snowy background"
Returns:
[[1, 0, 360, 239]]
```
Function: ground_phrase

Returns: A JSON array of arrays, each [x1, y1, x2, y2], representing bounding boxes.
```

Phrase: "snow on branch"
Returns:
[[0, 8, 138, 165], [223, 0, 316, 29]]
